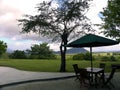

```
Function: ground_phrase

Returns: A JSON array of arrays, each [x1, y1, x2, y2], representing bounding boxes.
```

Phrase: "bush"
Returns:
[[100, 55, 117, 61], [100, 56, 110, 61], [72, 52, 94, 61], [110, 56, 116, 61], [9, 50, 27, 59], [38, 54, 56, 59], [0, 53, 9, 59], [84, 52, 91, 60], [72, 53, 84, 60], [30, 54, 56, 59]]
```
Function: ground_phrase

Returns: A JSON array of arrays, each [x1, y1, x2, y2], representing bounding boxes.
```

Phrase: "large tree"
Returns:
[[27, 43, 56, 59], [100, 0, 120, 40], [18, 0, 93, 72]]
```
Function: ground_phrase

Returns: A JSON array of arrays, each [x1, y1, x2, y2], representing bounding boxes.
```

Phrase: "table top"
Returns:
[[112, 64, 120, 69], [86, 67, 103, 73]]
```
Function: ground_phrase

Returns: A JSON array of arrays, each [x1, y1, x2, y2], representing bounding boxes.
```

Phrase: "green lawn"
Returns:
[[0, 59, 120, 72]]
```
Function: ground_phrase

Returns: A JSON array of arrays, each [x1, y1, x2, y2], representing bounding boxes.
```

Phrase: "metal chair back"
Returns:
[[73, 64, 80, 80]]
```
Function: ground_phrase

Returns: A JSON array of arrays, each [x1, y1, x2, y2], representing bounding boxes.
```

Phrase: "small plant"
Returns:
[[100, 56, 110, 61], [84, 52, 91, 61], [72, 53, 84, 60], [72, 52, 94, 61], [110, 56, 116, 61]]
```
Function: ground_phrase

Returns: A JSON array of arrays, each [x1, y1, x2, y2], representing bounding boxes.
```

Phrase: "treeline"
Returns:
[[1, 43, 56, 59], [0, 40, 119, 61], [72, 52, 118, 61]]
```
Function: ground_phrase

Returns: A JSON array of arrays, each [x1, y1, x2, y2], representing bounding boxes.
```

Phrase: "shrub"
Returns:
[[72, 53, 84, 60], [84, 52, 91, 60], [100, 55, 117, 61], [100, 56, 110, 61], [110, 56, 116, 61], [9, 50, 27, 59], [72, 52, 94, 61]]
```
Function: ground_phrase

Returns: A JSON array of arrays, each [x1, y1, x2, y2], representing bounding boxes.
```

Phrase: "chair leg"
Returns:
[[79, 78, 90, 87], [75, 78, 78, 81], [109, 82, 115, 88], [102, 81, 115, 88]]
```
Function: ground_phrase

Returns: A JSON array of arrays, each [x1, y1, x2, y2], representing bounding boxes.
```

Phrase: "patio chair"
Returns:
[[102, 66, 116, 88], [98, 63, 106, 79], [79, 68, 91, 86], [73, 64, 91, 86], [73, 64, 81, 81], [99, 63, 106, 70]]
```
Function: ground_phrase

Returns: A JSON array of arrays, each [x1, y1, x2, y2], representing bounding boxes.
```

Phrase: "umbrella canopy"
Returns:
[[67, 34, 119, 47], [66, 34, 119, 73]]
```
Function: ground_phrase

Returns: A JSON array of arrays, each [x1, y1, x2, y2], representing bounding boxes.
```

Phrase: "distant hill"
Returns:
[[54, 48, 88, 54], [7, 48, 13, 53], [7, 48, 88, 54]]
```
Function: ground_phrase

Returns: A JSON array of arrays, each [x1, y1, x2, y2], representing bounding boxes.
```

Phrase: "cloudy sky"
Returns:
[[0, 0, 119, 52]]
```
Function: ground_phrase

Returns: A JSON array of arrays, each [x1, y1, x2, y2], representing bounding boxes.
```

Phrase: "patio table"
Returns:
[[112, 64, 120, 69], [86, 67, 105, 87]]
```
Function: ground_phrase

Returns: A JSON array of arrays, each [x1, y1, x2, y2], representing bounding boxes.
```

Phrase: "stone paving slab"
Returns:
[[0, 67, 74, 85]]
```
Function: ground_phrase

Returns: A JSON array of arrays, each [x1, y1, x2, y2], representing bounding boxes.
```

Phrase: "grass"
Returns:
[[0, 59, 120, 72], [0, 59, 61, 72]]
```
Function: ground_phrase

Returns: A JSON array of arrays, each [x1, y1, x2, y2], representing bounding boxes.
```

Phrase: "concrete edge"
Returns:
[[0, 75, 76, 88]]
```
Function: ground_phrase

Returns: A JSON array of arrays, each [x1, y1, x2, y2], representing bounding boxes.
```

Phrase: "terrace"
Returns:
[[0, 67, 120, 90]]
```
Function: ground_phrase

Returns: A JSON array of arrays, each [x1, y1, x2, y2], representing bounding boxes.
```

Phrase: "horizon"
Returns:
[[7, 45, 120, 53]]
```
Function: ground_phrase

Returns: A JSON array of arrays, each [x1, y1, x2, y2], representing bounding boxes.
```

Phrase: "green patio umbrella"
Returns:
[[67, 34, 119, 71]]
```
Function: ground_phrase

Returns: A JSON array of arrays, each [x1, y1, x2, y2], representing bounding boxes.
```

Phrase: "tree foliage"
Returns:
[[100, 0, 120, 40], [18, 0, 93, 72], [10, 50, 27, 59], [0, 40, 7, 57], [27, 43, 56, 59]]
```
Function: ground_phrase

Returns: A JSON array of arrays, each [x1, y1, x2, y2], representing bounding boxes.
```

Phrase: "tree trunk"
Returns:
[[60, 45, 66, 72], [59, 30, 68, 72]]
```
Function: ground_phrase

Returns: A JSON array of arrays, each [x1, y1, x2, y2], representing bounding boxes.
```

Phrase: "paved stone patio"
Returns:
[[0, 67, 120, 90]]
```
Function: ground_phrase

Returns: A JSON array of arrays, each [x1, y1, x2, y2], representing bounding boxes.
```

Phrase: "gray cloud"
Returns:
[[0, 1, 21, 38], [0, 0, 49, 42], [0, 0, 54, 50]]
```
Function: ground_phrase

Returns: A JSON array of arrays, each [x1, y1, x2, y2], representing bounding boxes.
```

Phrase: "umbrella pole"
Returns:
[[90, 47, 93, 82], [90, 47, 93, 71]]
